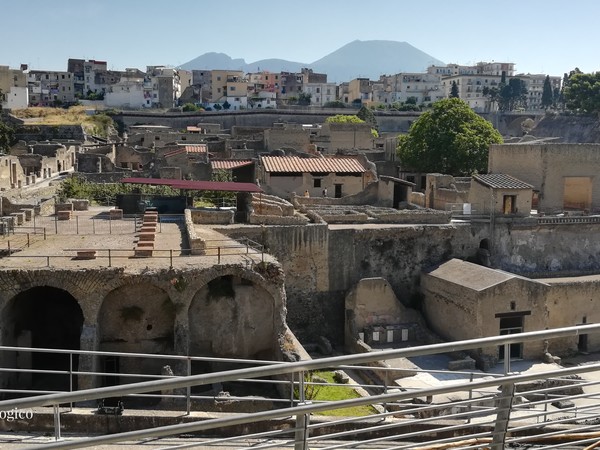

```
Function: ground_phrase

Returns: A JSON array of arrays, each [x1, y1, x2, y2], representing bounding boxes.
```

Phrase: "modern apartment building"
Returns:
[[0, 65, 28, 109], [27, 70, 76, 106], [380, 72, 444, 104]]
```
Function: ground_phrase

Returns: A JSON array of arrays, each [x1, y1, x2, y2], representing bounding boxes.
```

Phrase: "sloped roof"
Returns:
[[120, 177, 262, 193], [473, 173, 533, 190], [261, 156, 366, 173], [164, 144, 207, 158], [426, 259, 521, 292], [211, 160, 253, 170]]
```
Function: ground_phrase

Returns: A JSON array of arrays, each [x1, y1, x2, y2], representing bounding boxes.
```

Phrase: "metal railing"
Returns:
[[0, 238, 266, 268], [1, 324, 600, 449]]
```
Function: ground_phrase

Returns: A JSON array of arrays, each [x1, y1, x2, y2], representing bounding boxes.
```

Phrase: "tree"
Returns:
[[325, 114, 364, 124], [541, 75, 554, 109], [298, 93, 312, 106], [498, 78, 528, 111], [450, 81, 459, 98], [396, 98, 503, 176], [222, 100, 231, 110], [563, 70, 600, 112], [0, 121, 14, 153], [356, 105, 378, 130]]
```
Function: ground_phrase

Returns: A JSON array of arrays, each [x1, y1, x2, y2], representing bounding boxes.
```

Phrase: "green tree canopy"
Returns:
[[450, 81, 459, 98], [498, 78, 528, 111], [563, 71, 600, 112], [396, 98, 503, 176], [541, 75, 554, 108], [0, 121, 14, 153], [325, 114, 364, 124], [356, 105, 378, 130]]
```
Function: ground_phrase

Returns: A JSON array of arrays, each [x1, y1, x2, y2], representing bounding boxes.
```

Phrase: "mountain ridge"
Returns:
[[179, 40, 445, 82]]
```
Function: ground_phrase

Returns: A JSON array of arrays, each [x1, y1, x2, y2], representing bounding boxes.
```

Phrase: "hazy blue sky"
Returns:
[[2, 0, 597, 78]]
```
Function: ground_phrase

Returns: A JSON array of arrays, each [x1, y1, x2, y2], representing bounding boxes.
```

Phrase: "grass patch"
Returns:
[[304, 371, 378, 417]]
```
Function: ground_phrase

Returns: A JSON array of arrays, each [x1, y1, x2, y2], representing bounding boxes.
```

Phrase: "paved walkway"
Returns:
[[0, 209, 271, 272]]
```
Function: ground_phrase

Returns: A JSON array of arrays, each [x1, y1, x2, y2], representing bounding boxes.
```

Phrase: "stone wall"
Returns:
[[15, 125, 86, 142], [0, 264, 286, 390], [488, 143, 600, 213], [217, 222, 483, 343]]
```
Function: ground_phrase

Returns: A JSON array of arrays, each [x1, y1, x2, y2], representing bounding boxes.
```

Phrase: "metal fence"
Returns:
[[1, 324, 600, 449]]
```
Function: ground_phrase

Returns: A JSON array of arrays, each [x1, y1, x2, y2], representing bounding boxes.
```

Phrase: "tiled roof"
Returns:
[[473, 173, 533, 190], [261, 156, 366, 173], [164, 144, 207, 158], [211, 160, 253, 170]]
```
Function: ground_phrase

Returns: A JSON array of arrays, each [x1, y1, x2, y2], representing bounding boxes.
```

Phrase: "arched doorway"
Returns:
[[2, 287, 84, 393], [188, 275, 277, 399], [98, 284, 175, 399], [188, 275, 275, 360]]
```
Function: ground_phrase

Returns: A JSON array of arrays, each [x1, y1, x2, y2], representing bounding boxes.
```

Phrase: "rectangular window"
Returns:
[[314, 179, 322, 188]]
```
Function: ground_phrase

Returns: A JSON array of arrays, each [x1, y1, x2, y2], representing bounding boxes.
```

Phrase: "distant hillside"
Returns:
[[180, 40, 444, 82], [310, 40, 444, 82]]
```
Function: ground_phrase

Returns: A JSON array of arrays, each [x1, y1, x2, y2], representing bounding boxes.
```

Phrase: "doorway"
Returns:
[[334, 184, 342, 199], [498, 316, 523, 360]]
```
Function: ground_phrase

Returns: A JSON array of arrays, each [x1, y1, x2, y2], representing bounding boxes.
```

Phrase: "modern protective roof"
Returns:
[[473, 173, 533, 190], [211, 160, 253, 170], [261, 156, 366, 173], [120, 177, 262, 193]]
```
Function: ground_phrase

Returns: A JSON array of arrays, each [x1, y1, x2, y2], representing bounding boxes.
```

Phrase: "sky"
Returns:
[[1, 0, 598, 78]]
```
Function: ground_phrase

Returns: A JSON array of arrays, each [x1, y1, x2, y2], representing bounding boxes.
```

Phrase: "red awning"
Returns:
[[121, 177, 263, 193]]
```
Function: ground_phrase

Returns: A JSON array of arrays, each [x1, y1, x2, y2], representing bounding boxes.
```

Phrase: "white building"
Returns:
[[380, 73, 444, 104], [0, 65, 28, 109], [302, 82, 336, 106], [441, 74, 503, 112]]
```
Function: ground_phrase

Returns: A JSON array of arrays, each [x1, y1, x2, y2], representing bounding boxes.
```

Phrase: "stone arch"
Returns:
[[1, 286, 84, 393], [188, 273, 277, 360], [98, 283, 175, 390]]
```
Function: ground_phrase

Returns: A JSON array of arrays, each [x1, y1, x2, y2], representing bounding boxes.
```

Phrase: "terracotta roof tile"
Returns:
[[211, 160, 253, 170], [261, 156, 366, 173], [164, 144, 207, 158]]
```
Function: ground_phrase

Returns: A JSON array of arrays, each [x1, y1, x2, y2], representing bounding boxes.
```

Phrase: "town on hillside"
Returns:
[[1, 59, 560, 112]]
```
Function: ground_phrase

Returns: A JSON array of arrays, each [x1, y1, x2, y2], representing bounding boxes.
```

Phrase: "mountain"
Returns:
[[309, 40, 445, 82], [179, 40, 444, 82]]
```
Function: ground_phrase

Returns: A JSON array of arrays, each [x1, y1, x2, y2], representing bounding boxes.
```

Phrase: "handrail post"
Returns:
[[294, 401, 311, 450], [218, 247, 221, 264], [76, 215, 79, 235], [7, 240, 10, 255], [503, 343, 511, 375], [92, 218, 95, 234], [491, 382, 515, 450], [55, 214, 58, 234], [47, 256, 50, 267], [27, 233, 30, 247], [109, 216, 112, 234], [69, 353, 73, 412], [53, 404, 61, 441], [108, 249, 112, 267], [186, 359, 191, 415], [467, 372, 474, 423], [44, 227, 46, 240], [170, 249, 173, 269]]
